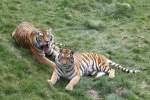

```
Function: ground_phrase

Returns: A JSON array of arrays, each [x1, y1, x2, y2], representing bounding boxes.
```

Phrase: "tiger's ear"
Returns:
[[32, 30, 39, 35]]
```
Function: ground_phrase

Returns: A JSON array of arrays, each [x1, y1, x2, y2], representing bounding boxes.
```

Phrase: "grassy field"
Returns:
[[0, 0, 150, 100]]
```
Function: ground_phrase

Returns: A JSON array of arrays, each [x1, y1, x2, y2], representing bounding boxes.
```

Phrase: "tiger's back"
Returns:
[[74, 52, 109, 76], [12, 22, 37, 48]]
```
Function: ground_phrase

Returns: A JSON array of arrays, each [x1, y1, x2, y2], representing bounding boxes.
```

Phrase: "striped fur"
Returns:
[[48, 48, 140, 91], [12, 22, 59, 70], [107, 60, 140, 73], [55, 49, 116, 79]]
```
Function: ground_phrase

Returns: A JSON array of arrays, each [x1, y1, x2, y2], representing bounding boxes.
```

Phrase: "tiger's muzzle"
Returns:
[[40, 41, 50, 53]]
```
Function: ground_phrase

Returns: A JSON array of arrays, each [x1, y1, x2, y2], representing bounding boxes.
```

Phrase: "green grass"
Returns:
[[0, 0, 150, 100]]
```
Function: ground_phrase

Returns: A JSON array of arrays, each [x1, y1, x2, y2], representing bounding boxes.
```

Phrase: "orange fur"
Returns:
[[48, 48, 140, 91], [12, 22, 56, 70], [47, 48, 114, 91]]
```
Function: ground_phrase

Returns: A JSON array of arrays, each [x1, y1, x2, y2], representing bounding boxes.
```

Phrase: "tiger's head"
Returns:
[[32, 29, 54, 53], [56, 48, 74, 66]]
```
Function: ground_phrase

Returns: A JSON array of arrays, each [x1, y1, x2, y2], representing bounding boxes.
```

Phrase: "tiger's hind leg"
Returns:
[[95, 72, 106, 79], [90, 71, 97, 76], [108, 69, 115, 79]]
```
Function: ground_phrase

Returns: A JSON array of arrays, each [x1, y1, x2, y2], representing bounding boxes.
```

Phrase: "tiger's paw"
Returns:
[[108, 74, 115, 79], [65, 85, 73, 91], [108, 69, 115, 79], [47, 80, 54, 86]]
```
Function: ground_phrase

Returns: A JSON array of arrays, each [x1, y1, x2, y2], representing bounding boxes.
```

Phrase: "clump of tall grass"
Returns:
[[84, 19, 106, 31]]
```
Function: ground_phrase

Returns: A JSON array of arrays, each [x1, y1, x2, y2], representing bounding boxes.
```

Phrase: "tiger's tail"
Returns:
[[107, 60, 141, 73]]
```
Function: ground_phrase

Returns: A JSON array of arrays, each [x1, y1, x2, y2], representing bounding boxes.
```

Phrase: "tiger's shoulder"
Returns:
[[74, 52, 104, 58], [11, 22, 35, 37]]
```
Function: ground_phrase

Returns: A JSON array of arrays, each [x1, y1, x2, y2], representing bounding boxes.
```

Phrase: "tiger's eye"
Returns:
[[39, 32, 43, 36], [50, 37, 52, 41]]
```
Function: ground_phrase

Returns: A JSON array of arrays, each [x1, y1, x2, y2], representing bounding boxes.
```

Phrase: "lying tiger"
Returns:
[[47, 48, 140, 91], [12, 22, 59, 70]]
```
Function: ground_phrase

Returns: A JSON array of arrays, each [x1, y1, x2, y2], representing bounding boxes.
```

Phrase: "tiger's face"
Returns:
[[57, 48, 74, 66], [33, 29, 54, 53]]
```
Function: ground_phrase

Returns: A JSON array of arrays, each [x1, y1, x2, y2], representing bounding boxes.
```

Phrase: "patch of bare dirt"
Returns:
[[87, 89, 103, 100], [115, 87, 124, 96]]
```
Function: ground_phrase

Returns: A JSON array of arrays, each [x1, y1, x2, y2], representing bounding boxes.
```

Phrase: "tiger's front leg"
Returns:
[[47, 70, 59, 86], [30, 48, 56, 70], [65, 75, 80, 91], [35, 54, 56, 70]]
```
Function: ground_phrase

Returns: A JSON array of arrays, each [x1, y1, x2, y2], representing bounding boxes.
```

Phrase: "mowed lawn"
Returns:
[[0, 0, 150, 100]]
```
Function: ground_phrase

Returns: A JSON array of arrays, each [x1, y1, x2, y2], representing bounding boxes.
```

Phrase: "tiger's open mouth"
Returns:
[[41, 43, 49, 53]]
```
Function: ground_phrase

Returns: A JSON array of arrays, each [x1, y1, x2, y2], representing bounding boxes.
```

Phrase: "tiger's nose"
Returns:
[[62, 60, 67, 65], [44, 41, 49, 45], [43, 42, 48, 45], [45, 40, 49, 43]]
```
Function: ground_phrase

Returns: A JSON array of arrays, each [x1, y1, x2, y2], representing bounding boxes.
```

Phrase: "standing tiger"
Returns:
[[47, 48, 140, 91], [11, 22, 59, 70]]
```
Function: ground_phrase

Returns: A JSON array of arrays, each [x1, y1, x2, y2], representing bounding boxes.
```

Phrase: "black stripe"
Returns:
[[126, 69, 129, 73], [95, 62, 99, 71], [126, 69, 130, 73], [107, 68, 111, 74], [82, 58, 89, 68], [118, 65, 122, 69], [122, 68, 126, 72], [65, 66, 74, 73], [109, 62, 113, 66], [104, 66, 109, 72], [91, 61, 95, 71], [81, 62, 86, 71], [56, 65, 64, 76], [100, 62, 105, 71], [66, 69, 75, 77], [109, 62, 112, 64], [79, 61, 84, 73], [115, 64, 120, 69], [56, 68, 63, 76]]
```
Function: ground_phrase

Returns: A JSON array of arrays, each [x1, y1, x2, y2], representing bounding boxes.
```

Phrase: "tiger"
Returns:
[[11, 21, 59, 70], [47, 48, 140, 91]]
